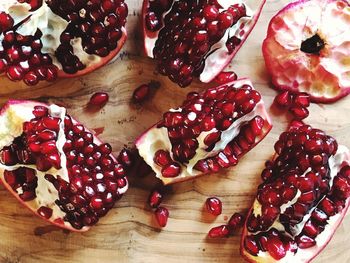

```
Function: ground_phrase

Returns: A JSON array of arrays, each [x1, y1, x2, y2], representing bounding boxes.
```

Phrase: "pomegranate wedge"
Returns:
[[142, 0, 266, 87], [0, 1, 128, 85], [263, 0, 350, 103], [135, 78, 272, 184], [0, 100, 128, 231], [241, 122, 350, 262]]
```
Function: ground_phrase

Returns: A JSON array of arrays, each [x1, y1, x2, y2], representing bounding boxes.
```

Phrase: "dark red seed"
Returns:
[[161, 162, 181, 177], [154, 150, 172, 167], [132, 84, 151, 103], [208, 225, 230, 238], [227, 213, 244, 232], [89, 92, 109, 108], [148, 189, 163, 208], [37, 206, 53, 219], [205, 197, 222, 216], [155, 207, 169, 227], [267, 236, 286, 260], [274, 91, 292, 108], [215, 71, 238, 84]]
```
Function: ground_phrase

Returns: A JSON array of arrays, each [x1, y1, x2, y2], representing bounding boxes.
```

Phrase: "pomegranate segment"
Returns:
[[0, 0, 128, 85], [0, 100, 128, 231], [263, 0, 350, 103], [241, 124, 350, 262], [135, 78, 272, 185], [142, 0, 266, 86]]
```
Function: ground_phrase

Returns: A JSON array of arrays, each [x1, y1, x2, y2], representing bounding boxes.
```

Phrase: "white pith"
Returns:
[[144, 0, 263, 83], [245, 145, 350, 262], [1, 1, 102, 70], [0, 101, 128, 230], [263, 0, 350, 101], [136, 79, 270, 185]]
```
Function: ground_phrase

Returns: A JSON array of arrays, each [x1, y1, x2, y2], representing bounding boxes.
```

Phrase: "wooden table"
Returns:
[[0, 0, 349, 262]]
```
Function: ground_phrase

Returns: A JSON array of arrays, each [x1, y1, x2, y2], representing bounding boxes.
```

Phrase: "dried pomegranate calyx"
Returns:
[[241, 124, 350, 262], [135, 78, 272, 185], [0, 100, 128, 231]]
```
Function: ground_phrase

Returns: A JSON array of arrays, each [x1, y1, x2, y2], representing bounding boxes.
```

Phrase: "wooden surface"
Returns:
[[0, 0, 350, 262]]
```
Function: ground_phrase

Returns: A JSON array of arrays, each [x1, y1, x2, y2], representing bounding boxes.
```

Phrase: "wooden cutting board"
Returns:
[[0, 0, 349, 262]]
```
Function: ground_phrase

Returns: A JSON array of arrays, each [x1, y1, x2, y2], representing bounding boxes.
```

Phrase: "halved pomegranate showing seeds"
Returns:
[[142, 0, 266, 87], [241, 122, 350, 262], [0, 0, 127, 85], [263, 0, 350, 103], [0, 100, 128, 231], [135, 78, 272, 185]]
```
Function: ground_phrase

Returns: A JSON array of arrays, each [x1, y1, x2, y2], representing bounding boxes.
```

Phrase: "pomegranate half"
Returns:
[[135, 78, 272, 185], [0, 100, 128, 231], [0, 0, 128, 85], [262, 0, 350, 103], [241, 122, 350, 262], [142, 0, 266, 87]]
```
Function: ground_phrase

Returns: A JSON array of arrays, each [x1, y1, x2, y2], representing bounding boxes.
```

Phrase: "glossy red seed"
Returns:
[[89, 92, 109, 108], [274, 91, 292, 108], [161, 162, 181, 177], [267, 236, 286, 260], [227, 212, 244, 232], [148, 189, 163, 208], [208, 225, 230, 238], [37, 206, 53, 219], [244, 236, 259, 255], [154, 150, 172, 167], [215, 71, 238, 84], [205, 197, 222, 216], [155, 207, 169, 227], [132, 84, 151, 103]]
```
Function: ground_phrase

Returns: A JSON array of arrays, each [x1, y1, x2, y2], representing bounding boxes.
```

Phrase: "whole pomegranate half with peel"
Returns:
[[0, 0, 128, 85], [142, 0, 266, 87], [0, 100, 128, 231], [241, 121, 350, 262], [135, 78, 272, 185], [263, 0, 350, 103]]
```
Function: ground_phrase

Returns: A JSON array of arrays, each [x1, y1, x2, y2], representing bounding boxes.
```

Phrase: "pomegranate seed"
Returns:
[[208, 225, 230, 238], [296, 235, 316, 249], [227, 212, 244, 232], [154, 150, 172, 167], [161, 162, 181, 177], [148, 189, 163, 208], [244, 236, 259, 255], [274, 91, 292, 108], [132, 84, 151, 103], [289, 106, 309, 120], [215, 71, 238, 84], [155, 207, 169, 227], [293, 93, 310, 107], [118, 148, 133, 167], [267, 236, 286, 260], [205, 197, 222, 216], [89, 92, 109, 108], [37, 206, 53, 219]]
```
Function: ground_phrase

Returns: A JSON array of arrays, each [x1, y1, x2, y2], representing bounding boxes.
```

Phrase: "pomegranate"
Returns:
[[0, 100, 128, 231], [142, 0, 266, 87], [241, 122, 350, 262], [0, 0, 128, 85], [135, 78, 272, 185], [263, 0, 350, 103]]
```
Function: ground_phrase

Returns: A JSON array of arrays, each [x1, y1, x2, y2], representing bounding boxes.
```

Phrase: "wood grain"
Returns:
[[0, 0, 349, 262]]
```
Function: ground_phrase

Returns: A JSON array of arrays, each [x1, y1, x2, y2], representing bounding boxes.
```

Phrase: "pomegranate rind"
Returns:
[[0, 100, 128, 232], [262, 0, 350, 103], [240, 124, 350, 262], [135, 78, 272, 185], [57, 28, 127, 79], [142, 0, 267, 83]]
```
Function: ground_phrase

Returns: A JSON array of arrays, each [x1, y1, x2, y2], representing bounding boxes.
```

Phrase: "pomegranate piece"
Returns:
[[135, 78, 272, 185], [88, 92, 109, 108], [0, 100, 128, 231], [0, 1, 128, 85], [241, 123, 350, 262], [155, 206, 169, 227], [205, 197, 222, 216], [263, 0, 350, 103], [142, 0, 266, 87]]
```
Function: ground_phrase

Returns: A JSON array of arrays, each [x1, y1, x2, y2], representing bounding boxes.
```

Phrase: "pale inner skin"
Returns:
[[247, 145, 350, 262], [264, 0, 350, 99], [1, 1, 101, 70], [137, 79, 269, 185]]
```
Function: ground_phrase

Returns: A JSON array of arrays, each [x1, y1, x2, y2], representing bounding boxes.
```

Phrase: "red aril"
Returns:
[[89, 92, 109, 108], [208, 225, 230, 238], [142, 0, 266, 87], [155, 206, 169, 227], [133, 84, 151, 103], [205, 197, 222, 216], [0, 100, 128, 231], [148, 189, 163, 209], [135, 78, 272, 185], [0, 1, 128, 85], [215, 71, 238, 84], [241, 122, 350, 262]]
